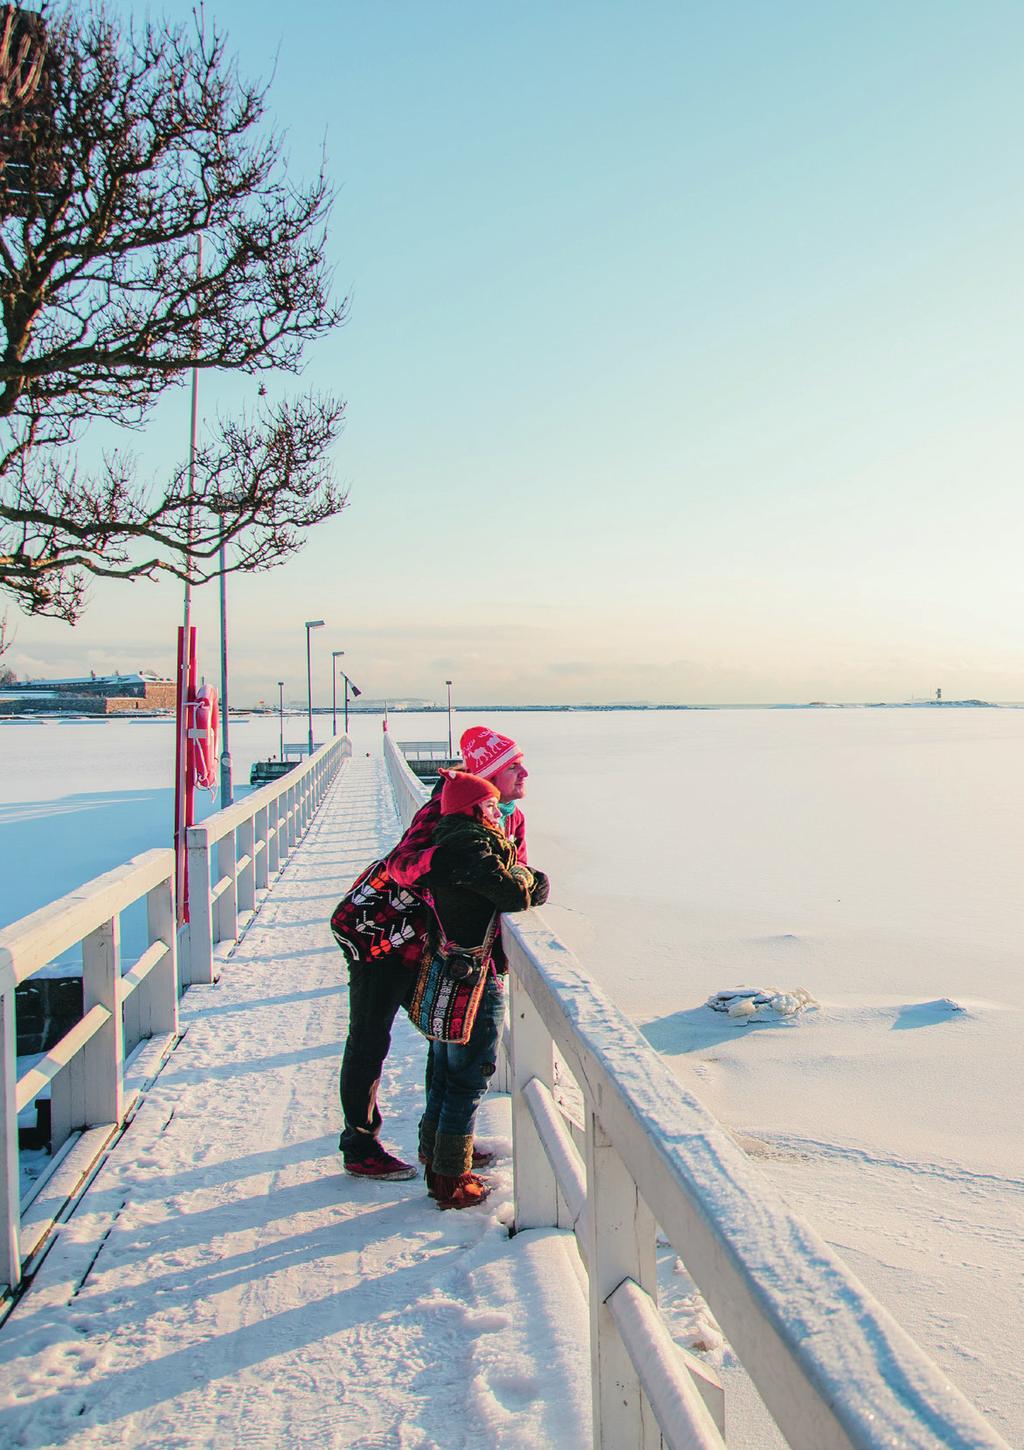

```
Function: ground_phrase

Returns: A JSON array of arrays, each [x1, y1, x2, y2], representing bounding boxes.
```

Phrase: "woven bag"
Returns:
[[406, 915, 498, 1044]]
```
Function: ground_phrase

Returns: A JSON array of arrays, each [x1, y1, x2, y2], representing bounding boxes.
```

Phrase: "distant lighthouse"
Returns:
[[936, 687, 942, 702]]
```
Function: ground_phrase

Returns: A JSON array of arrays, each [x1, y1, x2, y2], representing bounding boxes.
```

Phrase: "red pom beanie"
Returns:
[[460, 726, 522, 779], [441, 771, 500, 817]]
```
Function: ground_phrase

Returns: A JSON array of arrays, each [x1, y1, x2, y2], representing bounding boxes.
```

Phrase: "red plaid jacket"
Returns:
[[387, 795, 527, 886]]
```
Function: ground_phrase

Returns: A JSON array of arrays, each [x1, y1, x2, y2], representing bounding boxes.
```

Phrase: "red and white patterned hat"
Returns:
[[459, 726, 522, 779]]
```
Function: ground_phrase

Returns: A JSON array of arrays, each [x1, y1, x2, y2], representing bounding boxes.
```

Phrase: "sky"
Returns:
[[5, 1, 1024, 707]]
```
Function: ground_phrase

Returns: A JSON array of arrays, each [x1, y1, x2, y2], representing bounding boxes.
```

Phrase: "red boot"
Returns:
[[432, 1171, 491, 1210]]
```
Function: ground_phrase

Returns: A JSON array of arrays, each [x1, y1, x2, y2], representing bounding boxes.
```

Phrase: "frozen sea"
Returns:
[[2, 705, 1022, 1440]]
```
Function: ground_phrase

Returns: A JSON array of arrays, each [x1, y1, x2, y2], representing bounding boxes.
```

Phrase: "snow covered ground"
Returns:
[[2, 705, 1022, 1442]]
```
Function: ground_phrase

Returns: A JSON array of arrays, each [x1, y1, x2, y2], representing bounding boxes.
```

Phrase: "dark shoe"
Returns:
[[344, 1145, 417, 1181], [433, 1171, 491, 1210]]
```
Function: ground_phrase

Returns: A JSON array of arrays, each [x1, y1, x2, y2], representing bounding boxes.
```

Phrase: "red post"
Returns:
[[173, 625, 198, 923]]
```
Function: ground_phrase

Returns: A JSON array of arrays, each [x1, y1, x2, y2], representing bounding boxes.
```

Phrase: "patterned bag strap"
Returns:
[[423, 890, 498, 965]]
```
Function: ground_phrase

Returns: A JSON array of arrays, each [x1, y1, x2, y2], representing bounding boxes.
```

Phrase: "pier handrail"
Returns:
[[185, 735, 349, 984], [0, 733, 349, 1301], [0, 849, 177, 1298], [382, 729, 1007, 1450]]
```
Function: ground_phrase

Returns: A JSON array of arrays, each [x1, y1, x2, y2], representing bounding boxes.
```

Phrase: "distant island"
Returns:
[[340, 699, 1002, 714]]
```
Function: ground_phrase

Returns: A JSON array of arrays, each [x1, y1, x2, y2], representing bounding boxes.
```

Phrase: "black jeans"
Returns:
[[338, 957, 416, 1158]]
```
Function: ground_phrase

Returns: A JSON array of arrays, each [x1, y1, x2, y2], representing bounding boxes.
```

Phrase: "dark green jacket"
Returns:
[[425, 815, 549, 955]]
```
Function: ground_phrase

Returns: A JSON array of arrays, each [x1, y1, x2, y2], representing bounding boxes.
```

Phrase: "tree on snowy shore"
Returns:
[[0, 3, 347, 622]]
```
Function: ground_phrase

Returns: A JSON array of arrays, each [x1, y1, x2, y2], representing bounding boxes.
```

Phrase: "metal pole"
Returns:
[[218, 540, 232, 806], [305, 619, 324, 755], [306, 627, 313, 755], [175, 232, 203, 925], [446, 679, 453, 758], [344, 675, 349, 734], [331, 649, 344, 735], [278, 681, 284, 761]]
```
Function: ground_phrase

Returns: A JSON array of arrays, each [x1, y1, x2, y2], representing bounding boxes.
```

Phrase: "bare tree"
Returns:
[[0, 3, 348, 621]]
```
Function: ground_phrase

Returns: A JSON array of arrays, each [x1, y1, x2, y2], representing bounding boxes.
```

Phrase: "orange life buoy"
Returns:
[[191, 683, 220, 790]]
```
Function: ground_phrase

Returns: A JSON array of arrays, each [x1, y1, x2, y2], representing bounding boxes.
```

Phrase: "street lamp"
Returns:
[[342, 673, 362, 734], [218, 538, 232, 806], [445, 679, 453, 758], [305, 619, 324, 754], [331, 649, 345, 735], [277, 680, 284, 761]]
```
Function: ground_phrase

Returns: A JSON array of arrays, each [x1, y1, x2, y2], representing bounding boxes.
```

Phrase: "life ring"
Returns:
[[191, 683, 220, 790]]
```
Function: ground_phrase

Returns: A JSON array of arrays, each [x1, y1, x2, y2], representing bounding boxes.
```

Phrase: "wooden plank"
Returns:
[[607, 1277, 725, 1447], [0, 990, 20, 1291], [15, 1006, 111, 1112], [19, 1122, 120, 1266], [209, 874, 232, 904], [523, 1076, 586, 1225], [118, 940, 169, 999]]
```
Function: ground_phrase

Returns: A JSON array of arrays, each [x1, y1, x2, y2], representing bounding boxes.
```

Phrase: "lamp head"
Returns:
[[305, 619, 325, 630]]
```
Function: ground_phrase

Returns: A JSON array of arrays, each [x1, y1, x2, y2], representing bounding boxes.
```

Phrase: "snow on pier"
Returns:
[[0, 755, 588, 1448]]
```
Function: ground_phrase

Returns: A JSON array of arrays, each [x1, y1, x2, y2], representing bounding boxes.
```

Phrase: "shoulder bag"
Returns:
[[406, 908, 499, 1045]]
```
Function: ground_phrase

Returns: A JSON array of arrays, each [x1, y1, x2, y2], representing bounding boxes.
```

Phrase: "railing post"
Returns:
[[267, 796, 280, 875], [215, 830, 238, 948], [147, 875, 179, 1037], [0, 978, 21, 1293], [237, 816, 256, 915], [287, 783, 298, 848], [254, 805, 269, 891], [82, 915, 124, 1127], [186, 825, 215, 985], [585, 1108, 659, 1450], [509, 966, 560, 1232]]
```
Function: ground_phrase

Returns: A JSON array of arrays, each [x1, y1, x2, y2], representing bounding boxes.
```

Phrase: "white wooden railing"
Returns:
[[382, 731, 1008, 1450], [0, 735, 349, 1300], [185, 737, 348, 983], [0, 850, 177, 1298]]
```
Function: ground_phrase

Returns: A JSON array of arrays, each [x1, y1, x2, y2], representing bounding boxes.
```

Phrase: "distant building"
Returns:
[[0, 670, 175, 715]]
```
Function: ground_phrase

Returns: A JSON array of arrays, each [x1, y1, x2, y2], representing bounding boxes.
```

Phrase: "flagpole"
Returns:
[[174, 234, 203, 927]]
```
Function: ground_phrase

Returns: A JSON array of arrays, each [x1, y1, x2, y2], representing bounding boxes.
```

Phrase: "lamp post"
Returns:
[[342, 673, 362, 734], [305, 619, 324, 754], [331, 649, 345, 734], [445, 679, 453, 758], [218, 538, 232, 806], [277, 680, 284, 761]]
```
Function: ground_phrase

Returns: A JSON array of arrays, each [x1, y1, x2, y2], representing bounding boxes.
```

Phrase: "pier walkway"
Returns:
[[0, 755, 588, 1448]]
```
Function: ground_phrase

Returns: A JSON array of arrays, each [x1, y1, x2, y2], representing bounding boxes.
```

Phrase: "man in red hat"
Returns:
[[338, 726, 538, 1181]]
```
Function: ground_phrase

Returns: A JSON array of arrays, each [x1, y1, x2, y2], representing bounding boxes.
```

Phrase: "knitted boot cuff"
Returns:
[[432, 1132, 473, 1177], [418, 1117, 438, 1161]]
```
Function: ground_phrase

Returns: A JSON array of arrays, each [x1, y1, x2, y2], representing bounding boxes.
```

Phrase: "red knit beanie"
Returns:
[[459, 726, 522, 779], [441, 770, 500, 817]]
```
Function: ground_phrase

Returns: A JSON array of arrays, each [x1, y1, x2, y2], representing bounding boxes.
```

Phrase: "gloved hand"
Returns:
[[528, 868, 550, 906]]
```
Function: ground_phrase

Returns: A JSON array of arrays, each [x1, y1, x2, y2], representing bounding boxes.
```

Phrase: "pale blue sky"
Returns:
[[8, 2, 1024, 705]]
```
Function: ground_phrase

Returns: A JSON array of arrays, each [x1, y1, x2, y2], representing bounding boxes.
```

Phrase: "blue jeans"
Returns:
[[424, 972, 505, 1140]]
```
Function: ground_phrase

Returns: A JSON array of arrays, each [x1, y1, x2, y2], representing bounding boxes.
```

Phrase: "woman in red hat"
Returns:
[[419, 770, 548, 1210]]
